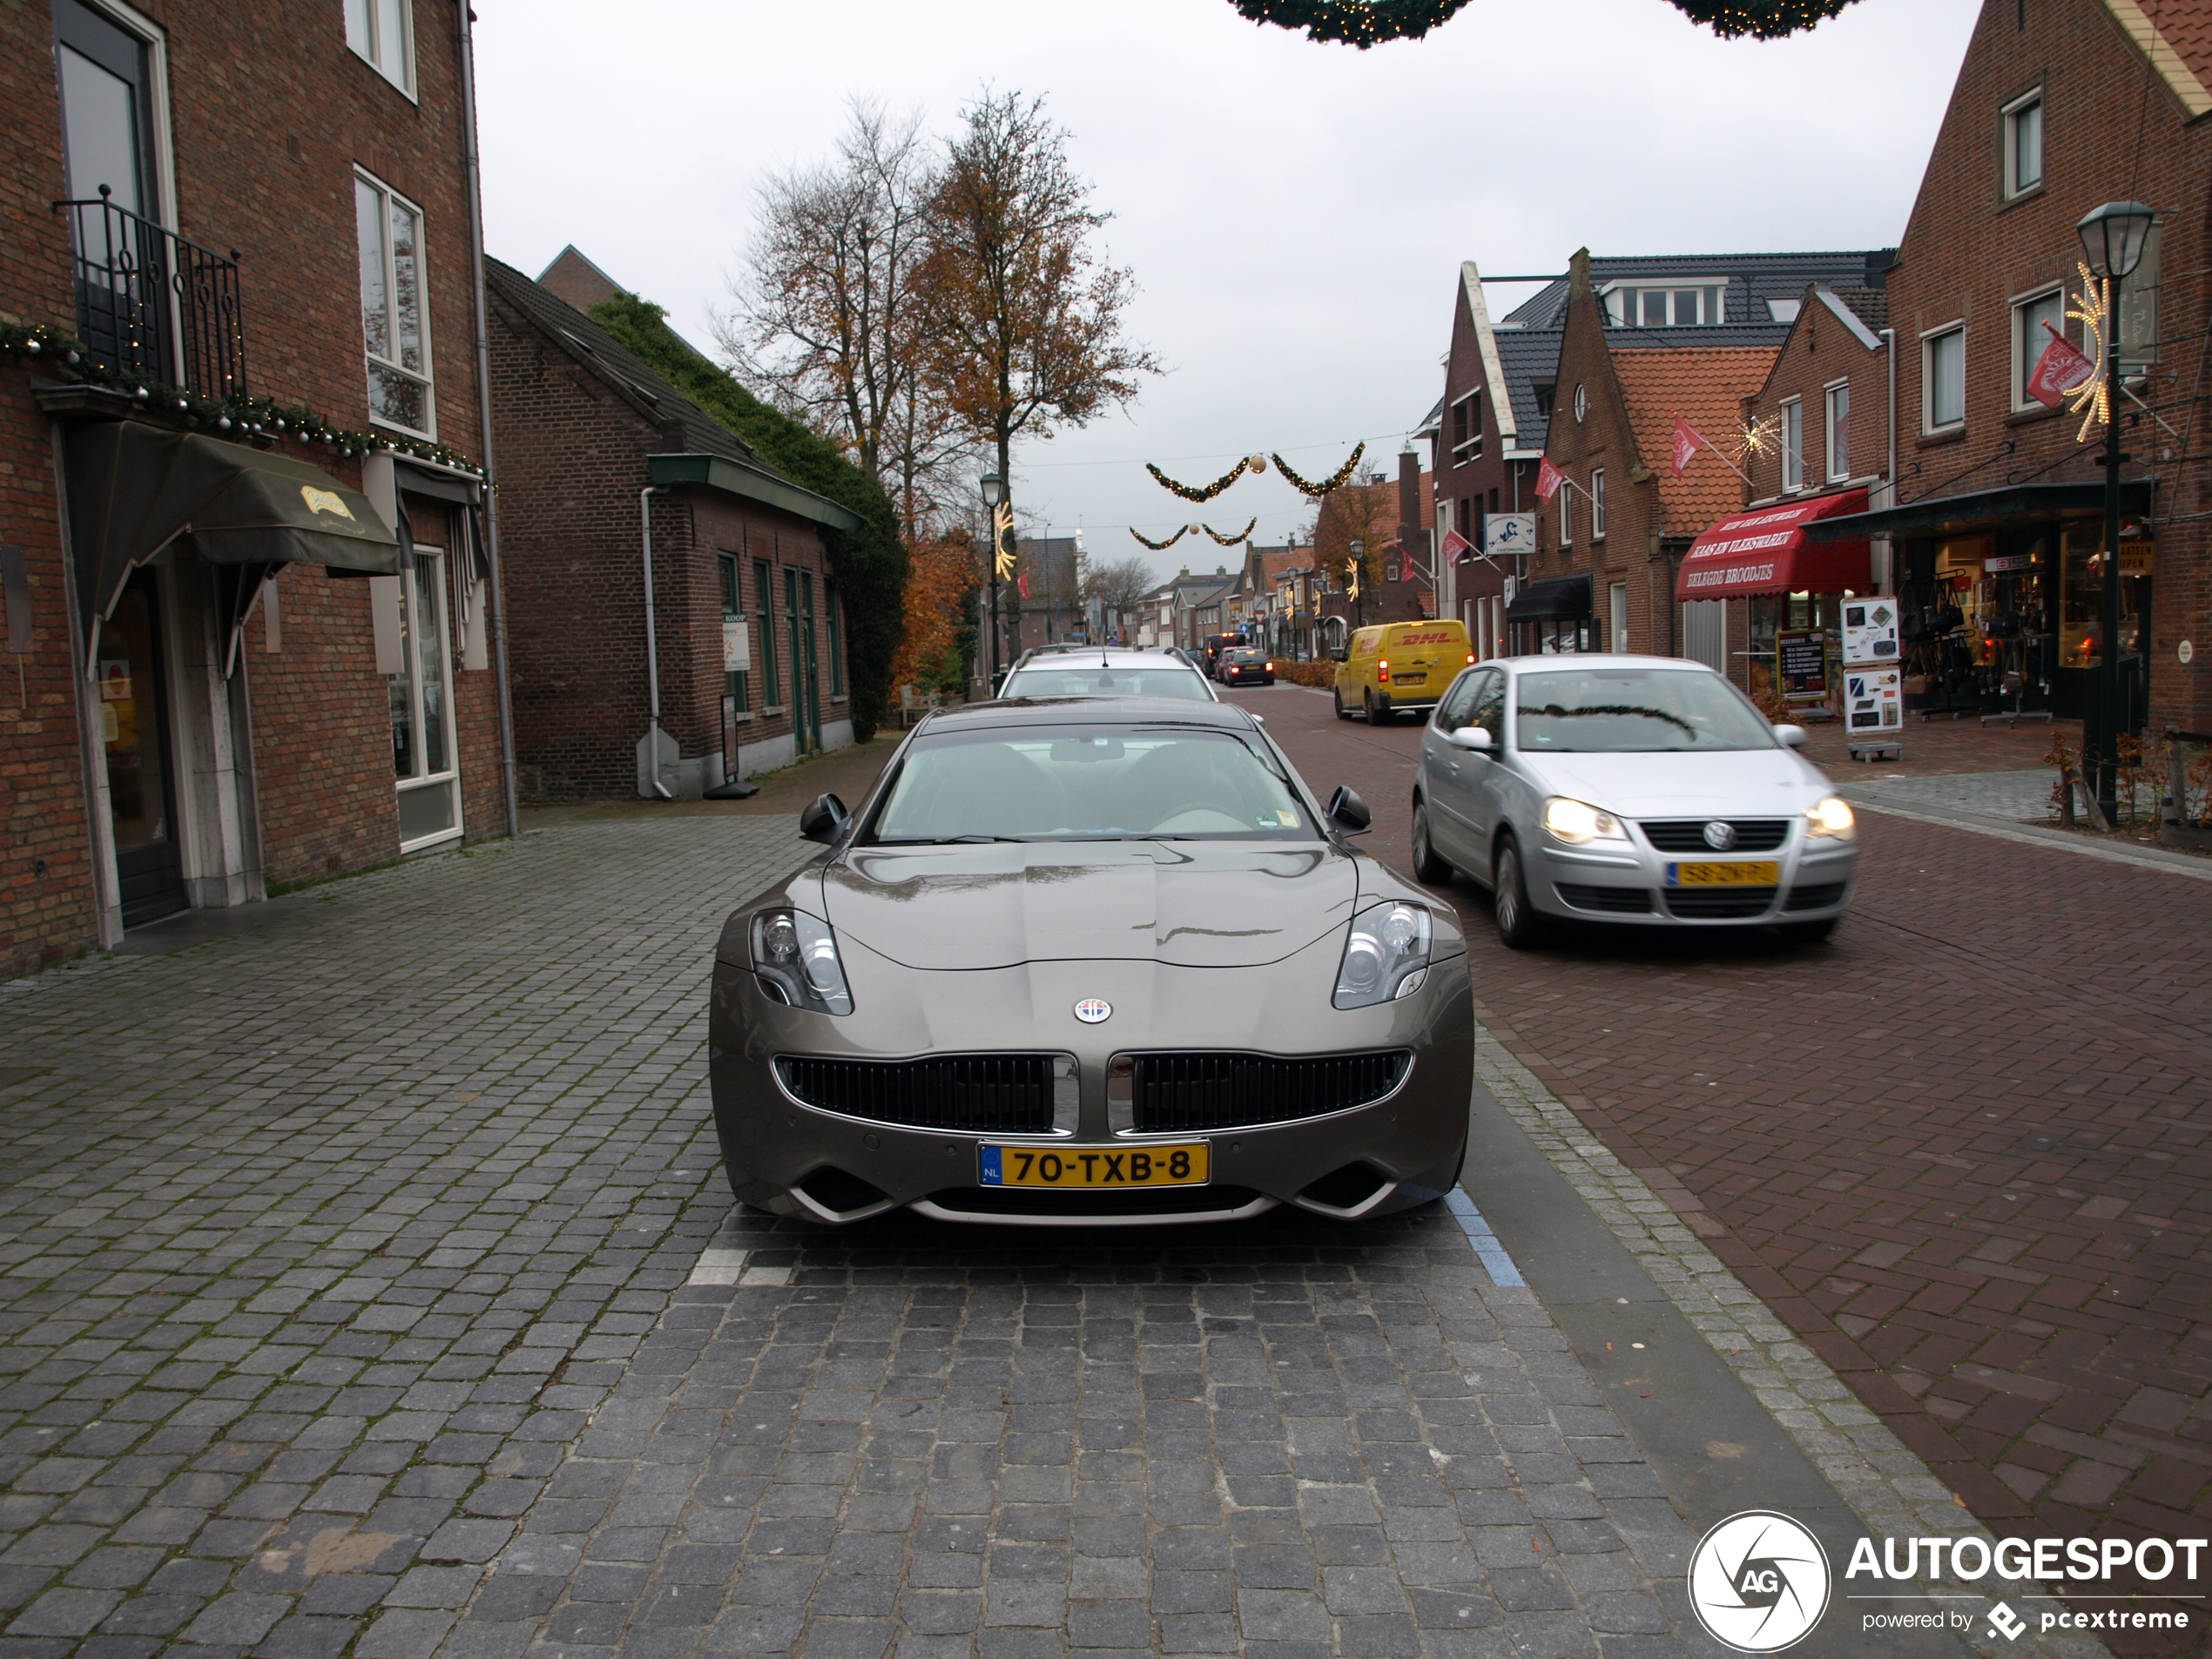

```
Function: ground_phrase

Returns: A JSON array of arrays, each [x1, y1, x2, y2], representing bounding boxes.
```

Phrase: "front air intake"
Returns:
[[1120, 1051, 1410, 1134]]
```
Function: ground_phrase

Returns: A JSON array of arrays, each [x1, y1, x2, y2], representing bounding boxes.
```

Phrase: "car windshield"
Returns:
[[1514, 667, 1777, 753], [867, 725, 1313, 842], [1001, 666, 1212, 701]]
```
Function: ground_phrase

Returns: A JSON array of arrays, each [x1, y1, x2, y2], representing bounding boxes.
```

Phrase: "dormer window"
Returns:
[[1604, 284, 1725, 327]]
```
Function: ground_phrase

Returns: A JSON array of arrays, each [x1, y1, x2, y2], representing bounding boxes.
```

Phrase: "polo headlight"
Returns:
[[1333, 900, 1432, 1009], [750, 907, 853, 1015], [1805, 796, 1857, 841], [1541, 796, 1628, 846]]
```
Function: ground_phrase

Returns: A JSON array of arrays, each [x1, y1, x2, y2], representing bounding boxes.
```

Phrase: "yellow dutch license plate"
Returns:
[[1666, 860, 1781, 887], [980, 1143, 1208, 1189]]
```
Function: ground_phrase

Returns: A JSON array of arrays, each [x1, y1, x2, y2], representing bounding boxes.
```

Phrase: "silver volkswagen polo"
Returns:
[[1408, 655, 1858, 947], [710, 697, 1474, 1226]]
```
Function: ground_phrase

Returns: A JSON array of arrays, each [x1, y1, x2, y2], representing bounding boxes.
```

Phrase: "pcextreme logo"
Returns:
[[1688, 1510, 1831, 1652]]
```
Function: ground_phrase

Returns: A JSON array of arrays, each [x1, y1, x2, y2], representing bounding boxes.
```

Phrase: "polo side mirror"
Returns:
[[1446, 726, 1494, 753], [1325, 786, 1372, 835], [799, 792, 848, 843], [1774, 725, 1809, 749]]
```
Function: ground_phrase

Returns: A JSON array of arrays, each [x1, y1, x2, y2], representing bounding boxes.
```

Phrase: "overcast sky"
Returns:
[[474, 0, 1979, 576]]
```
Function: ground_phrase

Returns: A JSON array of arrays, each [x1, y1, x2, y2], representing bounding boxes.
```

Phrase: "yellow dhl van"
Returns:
[[1332, 619, 1474, 723]]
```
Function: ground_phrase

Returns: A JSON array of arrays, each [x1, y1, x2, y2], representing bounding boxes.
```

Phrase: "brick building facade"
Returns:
[[485, 257, 857, 799], [2, 0, 509, 974], [1811, 0, 2212, 732]]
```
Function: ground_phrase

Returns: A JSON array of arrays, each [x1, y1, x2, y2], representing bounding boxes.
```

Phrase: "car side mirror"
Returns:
[[1325, 786, 1372, 835], [1774, 724, 1809, 749], [1445, 726, 1494, 753], [1330, 647, 1348, 662], [799, 792, 848, 843]]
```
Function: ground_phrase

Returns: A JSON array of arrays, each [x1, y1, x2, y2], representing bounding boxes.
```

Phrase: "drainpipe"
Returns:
[[640, 484, 671, 799], [455, 3, 519, 839], [1881, 326, 1898, 594]]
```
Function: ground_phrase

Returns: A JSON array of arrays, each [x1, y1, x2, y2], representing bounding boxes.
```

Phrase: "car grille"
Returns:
[[1638, 819, 1791, 853], [1784, 881, 1849, 912], [776, 1054, 1063, 1134], [928, 1184, 1263, 1218], [1662, 887, 1778, 919], [1554, 882, 1653, 915], [1123, 1051, 1409, 1134]]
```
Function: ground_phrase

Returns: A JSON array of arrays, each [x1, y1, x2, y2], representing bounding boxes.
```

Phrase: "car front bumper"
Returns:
[[1528, 830, 1858, 927], [709, 941, 1474, 1226]]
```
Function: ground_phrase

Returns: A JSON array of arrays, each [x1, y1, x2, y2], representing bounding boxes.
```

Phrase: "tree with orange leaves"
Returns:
[[890, 534, 980, 698]]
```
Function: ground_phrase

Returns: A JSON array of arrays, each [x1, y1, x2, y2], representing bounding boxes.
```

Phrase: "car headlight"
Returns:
[[1805, 796, 1857, 841], [750, 907, 853, 1015], [1333, 900, 1432, 1009], [1541, 796, 1628, 846]]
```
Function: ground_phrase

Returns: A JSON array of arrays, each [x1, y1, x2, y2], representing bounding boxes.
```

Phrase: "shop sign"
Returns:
[[722, 617, 751, 673], [2120, 540, 2154, 576], [1483, 514, 1535, 558], [1984, 554, 2042, 574], [1777, 628, 1829, 702], [1844, 665, 1904, 732], [1841, 600, 1899, 666]]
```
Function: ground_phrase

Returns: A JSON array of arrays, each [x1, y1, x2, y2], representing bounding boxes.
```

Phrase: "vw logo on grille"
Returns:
[[1703, 820, 1738, 851], [1074, 998, 1112, 1024]]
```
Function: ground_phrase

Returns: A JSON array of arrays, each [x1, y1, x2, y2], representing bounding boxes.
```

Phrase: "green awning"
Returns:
[[646, 451, 864, 533], [66, 421, 400, 644]]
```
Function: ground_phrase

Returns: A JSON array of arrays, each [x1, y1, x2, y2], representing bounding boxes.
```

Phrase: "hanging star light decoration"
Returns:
[[1731, 413, 1783, 466], [2064, 263, 2113, 442]]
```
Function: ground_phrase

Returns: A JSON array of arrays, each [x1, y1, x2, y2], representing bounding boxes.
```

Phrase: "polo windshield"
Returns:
[[1001, 665, 1212, 701], [868, 726, 1312, 841], [1515, 668, 1777, 753]]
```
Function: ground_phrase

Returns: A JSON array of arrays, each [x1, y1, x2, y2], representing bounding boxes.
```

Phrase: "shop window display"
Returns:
[[1895, 534, 2060, 716], [2058, 525, 2148, 669]]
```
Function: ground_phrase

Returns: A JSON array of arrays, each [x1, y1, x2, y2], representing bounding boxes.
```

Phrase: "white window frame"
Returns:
[[1922, 324, 1966, 434], [1590, 468, 1607, 539], [355, 169, 435, 439], [1451, 390, 1481, 461], [1824, 380, 1850, 482], [2010, 285, 2066, 412], [345, 0, 417, 99], [1781, 398, 1804, 492], [1559, 484, 1574, 548], [1602, 281, 1725, 327], [1609, 581, 1629, 653], [392, 544, 462, 853], [2002, 87, 2043, 199]]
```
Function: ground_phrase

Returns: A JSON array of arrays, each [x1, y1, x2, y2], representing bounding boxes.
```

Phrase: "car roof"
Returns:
[[1504, 653, 1716, 672], [916, 696, 1260, 733], [1009, 647, 1193, 668]]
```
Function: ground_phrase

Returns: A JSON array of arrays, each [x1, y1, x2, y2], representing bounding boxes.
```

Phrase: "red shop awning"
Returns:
[[1675, 487, 1871, 602]]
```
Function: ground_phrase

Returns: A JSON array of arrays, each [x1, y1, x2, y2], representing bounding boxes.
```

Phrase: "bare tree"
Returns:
[[918, 88, 1159, 664], [720, 98, 974, 536], [1083, 553, 1155, 640]]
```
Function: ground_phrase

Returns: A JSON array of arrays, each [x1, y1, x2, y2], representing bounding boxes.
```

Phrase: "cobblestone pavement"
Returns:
[[0, 813, 1739, 1658], [1243, 680, 2212, 1626]]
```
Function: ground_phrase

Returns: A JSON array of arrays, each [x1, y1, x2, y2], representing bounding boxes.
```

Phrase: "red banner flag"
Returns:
[[2027, 322, 2095, 409], [1535, 456, 1566, 502], [1440, 527, 1474, 564], [1017, 570, 1031, 600], [1670, 415, 1705, 477]]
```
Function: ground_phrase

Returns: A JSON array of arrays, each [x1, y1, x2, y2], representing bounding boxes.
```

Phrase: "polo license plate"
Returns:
[[980, 1143, 1208, 1189], [1666, 861, 1781, 887]]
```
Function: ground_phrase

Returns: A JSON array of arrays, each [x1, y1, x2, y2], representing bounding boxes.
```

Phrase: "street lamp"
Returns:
[[2076, 200, 2157, 821], [979, 473, 1005, 686]]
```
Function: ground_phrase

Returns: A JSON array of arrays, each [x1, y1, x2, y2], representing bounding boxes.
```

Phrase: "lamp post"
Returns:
[[980, 472, 1005, 688], [2076, 199, 2157, 821]]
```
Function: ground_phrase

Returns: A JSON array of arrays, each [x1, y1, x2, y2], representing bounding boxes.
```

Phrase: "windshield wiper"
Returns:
[[871, 834, 1028, 845]]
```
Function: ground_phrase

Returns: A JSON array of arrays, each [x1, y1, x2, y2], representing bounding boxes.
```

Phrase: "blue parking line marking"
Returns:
[[978, 1147, 1003, 1185], [1447, 1189, 1527, 1287]]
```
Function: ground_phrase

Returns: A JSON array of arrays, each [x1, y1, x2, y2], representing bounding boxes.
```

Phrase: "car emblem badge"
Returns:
[[1703, 821, 1737, 850], [1074, 998, 1112, 1024]]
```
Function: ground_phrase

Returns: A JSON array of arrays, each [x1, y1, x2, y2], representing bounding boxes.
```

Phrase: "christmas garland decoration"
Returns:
[[1130, 525, 1191, 551], [1230, 0, 1859, 44], [0, 320, 486, 475], [1271, 442, 1365, 497], [1203, 518, 1258, 546], [1146, 454, 1265, 502]]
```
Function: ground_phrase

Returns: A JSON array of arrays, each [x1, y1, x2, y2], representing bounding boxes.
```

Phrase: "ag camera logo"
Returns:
[[1689, 1510, 1831, 1652]]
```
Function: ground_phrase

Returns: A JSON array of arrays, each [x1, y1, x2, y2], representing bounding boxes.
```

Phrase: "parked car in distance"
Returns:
[[709, 698, 1474, 1227], [1216, 646, 1275, 687], [1333, 620, 1474, 724], [1199, 632, 1244, 678], [999, 647, 1218, 702], [1408, 654, 1858, 948]]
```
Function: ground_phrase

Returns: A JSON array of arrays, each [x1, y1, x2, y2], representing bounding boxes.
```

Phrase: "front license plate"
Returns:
[[979, 1143, 1209, 1188], [1666, 860, 1781, 887]]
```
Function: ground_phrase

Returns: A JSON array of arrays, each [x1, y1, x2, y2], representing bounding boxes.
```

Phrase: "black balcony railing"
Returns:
[[57, 188, 247, 401]]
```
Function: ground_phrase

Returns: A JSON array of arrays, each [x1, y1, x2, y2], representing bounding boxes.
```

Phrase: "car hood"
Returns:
[[1516, 747, 1829, 818], [822, 840, 1358, 970]]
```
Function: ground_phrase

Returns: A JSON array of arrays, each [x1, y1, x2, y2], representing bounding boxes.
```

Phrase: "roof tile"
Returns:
[[1610, 347, 1778, 533]]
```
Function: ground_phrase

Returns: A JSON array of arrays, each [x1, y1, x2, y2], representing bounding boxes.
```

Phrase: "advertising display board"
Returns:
[[1777, 629, 1829, 702], [1844, 665, 1904, 732], [1841, 599, 1898, 667]]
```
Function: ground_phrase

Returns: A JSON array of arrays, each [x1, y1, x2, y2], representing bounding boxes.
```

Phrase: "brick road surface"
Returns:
[[0, 811, 1725, 1657], [1239, 680, 2212, 1597]]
